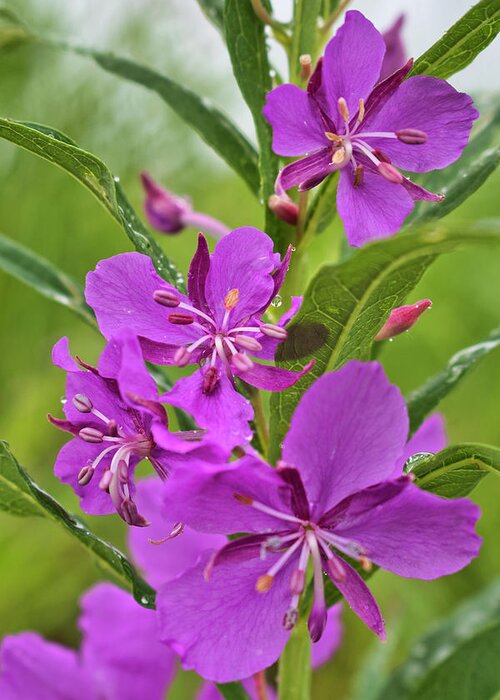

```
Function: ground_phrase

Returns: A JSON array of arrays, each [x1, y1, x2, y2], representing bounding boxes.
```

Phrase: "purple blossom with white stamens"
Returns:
[[263, 10, 478, 246], [141, 171, 230, 240], [49, 331, 220, 526], [156, 361, 480, 682], [85, 228, 312, 449]]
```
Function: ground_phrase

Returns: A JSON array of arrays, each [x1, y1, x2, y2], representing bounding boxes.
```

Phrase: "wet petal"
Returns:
[[263, 83, 329, 156], [157, 552, 294, 682], [282, 361, 408, 519], [237, 360, 313, 391]]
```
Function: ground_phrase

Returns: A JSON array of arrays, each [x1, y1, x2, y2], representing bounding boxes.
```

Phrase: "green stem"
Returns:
[[320, 0, 352, 37], [278, 618, 312, 700]]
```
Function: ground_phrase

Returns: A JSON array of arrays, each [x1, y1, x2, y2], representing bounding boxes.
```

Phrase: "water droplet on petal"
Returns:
[[271, 294, 283, 308], [403, 451, 435, 473]]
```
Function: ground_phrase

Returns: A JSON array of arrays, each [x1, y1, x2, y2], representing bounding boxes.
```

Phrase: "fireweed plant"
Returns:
[[0, 3, 499, 700]]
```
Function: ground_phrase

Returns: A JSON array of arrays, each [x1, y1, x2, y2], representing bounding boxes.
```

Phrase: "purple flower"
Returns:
[[381, 14, 407, 81], [141, 171, 231, 239], [155, 361, 480, 682], [0, 584, 175, 700], [263, 11, 478, 246], [49, 330, 218, 526], [85, 228, 312, 449]]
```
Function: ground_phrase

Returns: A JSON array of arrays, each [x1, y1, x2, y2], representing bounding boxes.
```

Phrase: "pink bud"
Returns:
[[168, 312, 195, 325], [72, 394, 92, 413], [396, 128, 427, 145], [377, 161, 403, 184], [153, 289, 180, 307], [79, 427, 104, 443], [268, 194, 299, 226], [260, 323, 287, 340], [375, 299, 432, 341], [232, 352, 254, 372], [140, 171, 190, 234]]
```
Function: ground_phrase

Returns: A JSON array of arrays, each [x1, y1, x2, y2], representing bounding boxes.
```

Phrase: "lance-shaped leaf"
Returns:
[[322, 441, 500, 607], [269, 223, 500, 461], [0, 232, 94, 326], [407, 327, 500, 435], [0, 118, 185, 290], [196, 0, 225, 35], [303, 171, 339, 240], [224, 0, 290, 252], [0, 441, 155, 608], [375, 580, 500, 700], [410, 0, 500, 79]]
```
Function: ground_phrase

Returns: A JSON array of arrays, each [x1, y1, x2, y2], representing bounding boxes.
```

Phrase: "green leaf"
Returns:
[[303, 171, 338, 239], [0, 118, 184, 290], [196, 0, 225, 34], [269, 222, 500, 461], [0, 231, 94, 325], [289, 0, 322, 82], [216, 682, 251, 700], [407, 327, 500, 435], [224, 0, 290, 252], [0, 441, 156, 608], [410, 0, 500, 79], [278, 618, 311, 700], [375, 580, 500, 700]]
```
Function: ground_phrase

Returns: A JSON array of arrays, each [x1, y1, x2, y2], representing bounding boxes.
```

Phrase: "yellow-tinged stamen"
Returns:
[[234, 493, 253, 505], [325, 131, 343, 144], [224, 288, 240, 311], [353, 164, 364, 187], [359, 555, 372, 572], [256, 574, 274, 592], [332, 147, 346, 165], [358, 98, 365, 123], [337, 97, 349, 123]]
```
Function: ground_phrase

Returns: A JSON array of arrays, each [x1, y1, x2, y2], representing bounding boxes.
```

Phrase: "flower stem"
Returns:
[[320, 0, 352, 36], [253, 670, 270, 700], [278, 617, 312, 700]]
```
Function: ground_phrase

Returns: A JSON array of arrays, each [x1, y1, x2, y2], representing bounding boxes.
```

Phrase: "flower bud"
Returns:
[[141, 171, 189, 234], [153, 289, 180, 307], [268, 194, 299, 226], [375, 299, 432, 341]]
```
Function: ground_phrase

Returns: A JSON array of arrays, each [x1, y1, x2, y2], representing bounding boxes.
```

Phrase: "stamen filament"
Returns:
[[266, 535, 304, 579], [187, 334, 212, 353], [178, 302, 216, 327], [245, 499, 303, 525], [354, 131, 397, 140]]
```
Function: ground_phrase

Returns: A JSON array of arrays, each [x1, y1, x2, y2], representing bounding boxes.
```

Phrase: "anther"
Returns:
[[337, 97, 349, 123], [359, 555, 372, 572], [174, 346, 191, 367], [260, 324, 287, 340], [326, 557, 346, 583], [77, 465, 94, 486], [290, 568, 305, 595], [256, 574, 274, 593], [153, 289, 180, 307], [79, 427, 104, 443], [353, 164, 364, 187], [332, 146, 347, 165], [99, 469, 113, 492], [168, 312, 195, 325], [377, 162, 403, 184], [234, 493, 253, 505], [202, 366, 219, 394], [299, 53, 312, 81], [396, 128, 427, 145], [233, 335, 263, 353], [232, 352, 254, 372], [325, 132, 343, 144], [358, 98, 365, 123], [283, 607, 298, 631], [224, 288, 240, 311], [121, 498, 149, 527], [73, 394, 93, 413]]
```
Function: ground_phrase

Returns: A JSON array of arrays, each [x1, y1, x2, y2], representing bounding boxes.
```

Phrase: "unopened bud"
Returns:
[[233, 334, 263, 353], [174, 346, 191, 367], [73, 394, 93, 413], [141, 171, 189, 234], [260, 323, 287, 340], [377, 161, 403, 184], [79, 427, 104, 443], [232, 352, 254, 372], [168, 312, 195, 325], [375, 298, 432, 341], [77, 465, 94, 486], [153, 289, 180, 307], [268, 194, 298, 226], [224, 288, 240, 311], [396, 128, 427, 145], [202, 366, 219, 394], [299, 53, 312, 81]]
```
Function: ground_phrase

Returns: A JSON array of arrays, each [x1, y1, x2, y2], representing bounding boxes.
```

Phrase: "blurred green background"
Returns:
[[0, 1, 499, 698]]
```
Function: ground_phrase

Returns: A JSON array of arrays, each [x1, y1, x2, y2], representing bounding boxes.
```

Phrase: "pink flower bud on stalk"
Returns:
[[375, 299, 432, 341], [268, 194, 299, 226], [141, 171, 231, 239]]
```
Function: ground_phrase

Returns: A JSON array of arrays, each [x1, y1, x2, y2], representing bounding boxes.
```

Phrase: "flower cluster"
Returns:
[[2, 9, 484, 694]]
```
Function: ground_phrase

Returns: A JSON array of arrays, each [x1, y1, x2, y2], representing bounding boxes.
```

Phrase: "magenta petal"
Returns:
[[80, 583, 176, 700], [380, 14, 406, 81], [128, 477, 226, 588], [161, 454, 293, 534], [392, 413, 447, 477], [205, 228, 278, 326], [311, 604, 343, 668], [188, 233, 212, 315], [282, 361, 408, 518], [237, 360, 313, 391], [401, 176, 444, 202], [263, 83, 329, 156], [334, 484, 481, 579], [166, 368, 254, 451], [52, 336, 80, 371], [0, 633, 96, 700], [337, 166, 414, 246], [85, 252, 200, 352], [322, 11, 385, 118], [326, 554, 385, 639], [365, 76, 479, 172], [277, 149, 333, 194], [253, 296, 303, 361], [157, 552, 293, 682]]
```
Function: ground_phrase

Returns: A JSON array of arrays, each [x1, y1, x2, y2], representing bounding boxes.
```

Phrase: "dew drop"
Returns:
[[140, 595, 151, 605], [113, 176, 120, 183], [271, 294, 283, 308], [403, 451, 435, 473]]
